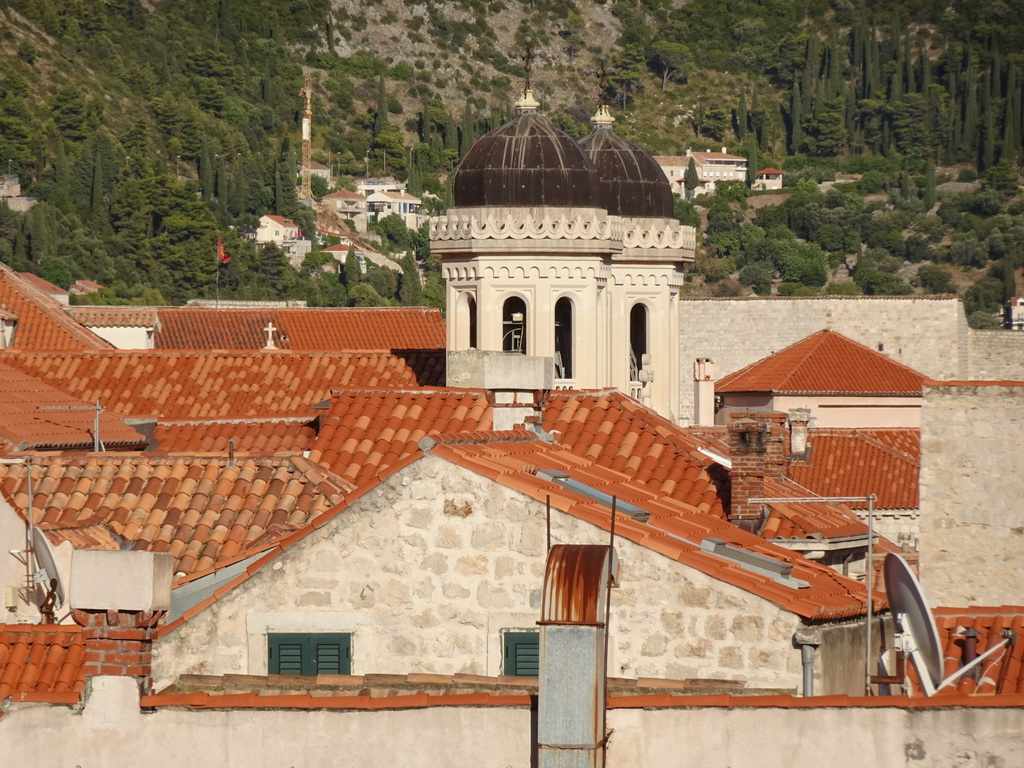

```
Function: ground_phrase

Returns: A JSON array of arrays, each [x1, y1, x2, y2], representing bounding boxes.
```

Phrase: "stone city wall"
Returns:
[[154, 455, 805, 691], [677, 296, 968, 424], [966, 328, 1024, 380], [918, 383, 1024, 606], [2, 677, 1021, 768]]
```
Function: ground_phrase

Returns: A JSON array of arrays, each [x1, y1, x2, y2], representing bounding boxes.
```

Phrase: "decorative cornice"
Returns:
[[431, 208, 622, 245], [621, 218, 697, 251]]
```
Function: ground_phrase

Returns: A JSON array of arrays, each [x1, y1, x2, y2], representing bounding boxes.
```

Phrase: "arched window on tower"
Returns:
[[502, 297, 527, 354], [629, 303, 648, 385], [554, 297, 573, 380], [467, 295, 477, 349]]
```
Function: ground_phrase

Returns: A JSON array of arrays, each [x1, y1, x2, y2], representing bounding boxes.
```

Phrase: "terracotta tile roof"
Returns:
[[758, 478, 871, 540], [911, 607, 1024, 697], [542, 390, 727, 516], [787, 429, 921, 510], [152, 307, 446, 351], [65, 306, 159, 328], [149, 418, 317, 455], [17, 272, 68, 296], [0, 361, 145, 451], [428, 435, 882, 621], [717, 330, 927, 395], [0, 625, 86, 703], [0, 350, 445, 420], [0, 455, 348, 578], [323, 189, 365, 199], [306, 388, 492, 485], [0, 263, 110, 350], [264, 215, 297, 227], [757, 167, 783, 175]]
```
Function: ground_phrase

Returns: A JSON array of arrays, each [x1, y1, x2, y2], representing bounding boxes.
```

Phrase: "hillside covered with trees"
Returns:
[[0, 0, 1021, 324]]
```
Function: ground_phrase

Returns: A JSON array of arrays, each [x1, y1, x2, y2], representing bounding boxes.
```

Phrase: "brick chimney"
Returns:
[[70, 550, 172, 694], [726, 411, 787, 533]]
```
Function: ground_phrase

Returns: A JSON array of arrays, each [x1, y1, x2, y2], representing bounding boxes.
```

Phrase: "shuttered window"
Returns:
[[503, 631, 540, 677], [268, 633, 351, 676]]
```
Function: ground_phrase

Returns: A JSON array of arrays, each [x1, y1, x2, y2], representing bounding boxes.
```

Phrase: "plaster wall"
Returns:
[[154, 455, 806, 691], [718, 394, 921, 428], [678, 296, 968, 425], [85, 325, 151, 349], [918, 384, 1024, 606], [2, 678, 1021, 768]]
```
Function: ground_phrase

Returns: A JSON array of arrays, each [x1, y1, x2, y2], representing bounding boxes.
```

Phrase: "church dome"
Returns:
[[453, 91, 599, 209], [579, 106, 674, 218]]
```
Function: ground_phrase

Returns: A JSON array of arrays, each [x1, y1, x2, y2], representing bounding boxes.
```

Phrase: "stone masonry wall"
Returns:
[[966, 328, 1024, 380], [918, 384, 1024, 606], [154, 455, 805, 691], [677, 296, 968, 424]]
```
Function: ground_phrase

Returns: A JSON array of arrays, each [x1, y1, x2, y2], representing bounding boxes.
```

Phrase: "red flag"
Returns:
[[217, 237, 231, 265]]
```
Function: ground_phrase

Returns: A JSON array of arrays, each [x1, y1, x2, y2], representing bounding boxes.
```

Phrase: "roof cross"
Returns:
[[264, 321, 277, 350]]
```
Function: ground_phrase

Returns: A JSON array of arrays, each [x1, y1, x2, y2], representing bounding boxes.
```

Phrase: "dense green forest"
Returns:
[[0, 0, 1021, 324]]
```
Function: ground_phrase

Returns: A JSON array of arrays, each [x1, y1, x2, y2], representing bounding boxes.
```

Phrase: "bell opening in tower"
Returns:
[[629, 303, 648, 382], [468, 295, 478, 349], [502, 297, 527, 354], [554, 297, 574, 379]]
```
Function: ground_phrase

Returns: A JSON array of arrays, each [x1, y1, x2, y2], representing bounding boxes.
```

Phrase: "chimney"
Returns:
[[693, 358, 715, 426], [70, 550, 173, 694], [726, 411, 787, 533], [788, 408, 811, 458], [538, 545, 619, 768]]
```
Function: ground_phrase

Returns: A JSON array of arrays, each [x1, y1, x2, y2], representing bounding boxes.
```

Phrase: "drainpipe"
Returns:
[[794, 627, 823, 697]]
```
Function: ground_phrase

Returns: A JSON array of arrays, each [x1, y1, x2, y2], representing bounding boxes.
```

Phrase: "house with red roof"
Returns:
[[753, 167, 783, 190], [715, 330, 928, 428], [255, 214, 311, 267], [654, 148, 749, 198]]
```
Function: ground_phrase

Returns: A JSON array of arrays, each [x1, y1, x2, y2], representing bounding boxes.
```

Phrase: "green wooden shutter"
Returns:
[[503, 631, 539, 677], [269, 633, 351, 676]]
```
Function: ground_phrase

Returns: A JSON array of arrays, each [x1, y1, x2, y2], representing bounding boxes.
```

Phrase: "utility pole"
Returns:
[[299, 72, 314, 201]]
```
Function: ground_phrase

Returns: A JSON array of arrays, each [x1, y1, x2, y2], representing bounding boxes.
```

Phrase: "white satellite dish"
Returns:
[[884, 553, 1007, 696], [31, 528, 65, 621]]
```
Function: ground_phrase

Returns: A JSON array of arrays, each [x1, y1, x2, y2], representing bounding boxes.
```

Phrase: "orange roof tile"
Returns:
[[758, 479, 870, 540], [65, 306, 158, 328], [0, 361, 145, 451], [306, 388, 492, 485], [17, 272, 68, 296], [0, 625, 86, 703], [909, 607, 1024, 697], [542, 390, 727, 516], [149, 418, 317, 455], [717, 330, 927, 395], [0, 455, 348, 578], [428, 435, 882, 621], [151, 307, 445, 351], [787, 429, 920, 510], [0, 350, 445, 420], [0, 263, 109, 351]]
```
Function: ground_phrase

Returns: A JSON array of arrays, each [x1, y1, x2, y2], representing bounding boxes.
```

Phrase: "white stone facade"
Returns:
[[154, 456, 808, 692], [918, 383, 1024, 606]]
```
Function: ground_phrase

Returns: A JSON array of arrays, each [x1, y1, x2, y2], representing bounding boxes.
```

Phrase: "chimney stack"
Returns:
[[726, 411, 787, 533], [693, 358, 716, 426], [70, 550, 172, 693], [788, 408, 811, 458]]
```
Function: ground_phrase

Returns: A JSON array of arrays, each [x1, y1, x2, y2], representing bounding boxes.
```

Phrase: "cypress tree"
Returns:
[[982, 73, 995, 169], [790, 80, 803, 153], [199, 140, 213, 202], [924, 161, 936, 210], [963, 53, 978, 151], [344, 244, 361, 287], [736, 91, 747, 141], [374, 75, 387, 138], [866, 26, 880, 100], [903, 30, 915, 95], [684, 156, 699, 197]]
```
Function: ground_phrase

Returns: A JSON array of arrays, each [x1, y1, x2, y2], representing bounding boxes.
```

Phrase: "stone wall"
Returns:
[[154, 454, 807, 691], [2, 677, 1021, 768], [918, 384, 1024, 606], [966, 328, 1024, 380], [677, 296, 968, 424]]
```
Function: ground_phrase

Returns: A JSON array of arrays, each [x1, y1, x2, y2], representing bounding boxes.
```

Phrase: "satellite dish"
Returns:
[[32, 528, 65, 617], [884, 553, 1008, 696]]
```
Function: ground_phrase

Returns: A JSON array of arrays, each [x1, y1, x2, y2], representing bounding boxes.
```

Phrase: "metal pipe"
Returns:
[[801, 643, 816, 697], [865, 493, 875, 695]]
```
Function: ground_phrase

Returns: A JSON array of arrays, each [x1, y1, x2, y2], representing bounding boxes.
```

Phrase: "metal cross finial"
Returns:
[[510, 34, 545, 95]]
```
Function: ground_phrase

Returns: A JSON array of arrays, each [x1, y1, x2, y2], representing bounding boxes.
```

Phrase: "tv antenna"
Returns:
[[880, 553, 1011, 696], [36, 400, 105, 452]]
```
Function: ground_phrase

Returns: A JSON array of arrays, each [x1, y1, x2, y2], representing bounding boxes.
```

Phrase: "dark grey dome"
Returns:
[[579, 122, 674, 218], [453, 108, 599, 208]]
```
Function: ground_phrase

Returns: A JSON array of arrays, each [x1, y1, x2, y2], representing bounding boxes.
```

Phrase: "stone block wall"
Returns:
[[918, 383, 1024, 606], [966, 328, 1024, 380], [154, 455, 806, 691], [677, 297, 967, 424]]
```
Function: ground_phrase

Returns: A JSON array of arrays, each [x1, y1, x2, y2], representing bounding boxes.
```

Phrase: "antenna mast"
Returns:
[[299, 72, 314, 201]]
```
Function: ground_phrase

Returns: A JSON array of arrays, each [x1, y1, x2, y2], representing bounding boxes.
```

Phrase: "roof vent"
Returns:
[[537, 469, 650, 523], [700, 538, 807, 586]]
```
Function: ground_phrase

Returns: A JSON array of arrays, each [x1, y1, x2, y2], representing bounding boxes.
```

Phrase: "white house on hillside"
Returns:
[[654, 148, 748, 198], [256, 215, 312, 268], [367, 190, 424, 229]]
